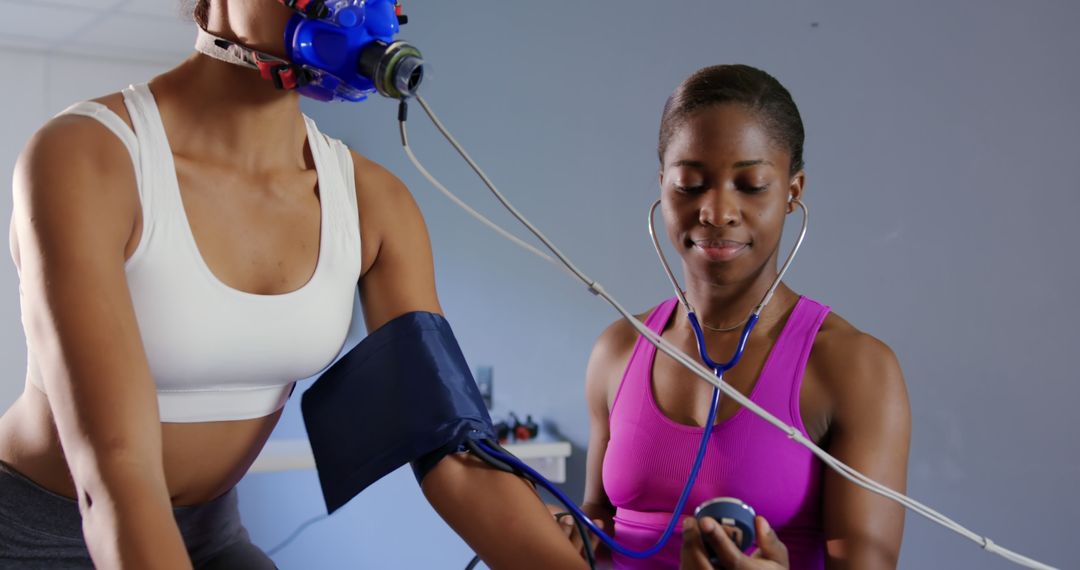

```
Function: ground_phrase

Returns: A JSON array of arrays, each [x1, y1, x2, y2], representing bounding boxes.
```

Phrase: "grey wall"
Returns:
[[3, 1, 1077, 568]]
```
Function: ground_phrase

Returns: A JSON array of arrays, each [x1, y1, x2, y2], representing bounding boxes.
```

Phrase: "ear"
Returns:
[[786, 170, 806, 213]]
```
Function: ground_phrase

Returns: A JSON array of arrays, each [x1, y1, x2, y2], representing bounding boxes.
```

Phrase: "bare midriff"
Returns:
[[0, 381, 281, 506]]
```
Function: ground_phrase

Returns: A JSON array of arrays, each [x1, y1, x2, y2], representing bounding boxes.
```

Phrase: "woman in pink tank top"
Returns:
[[565, 65, 912, 569]]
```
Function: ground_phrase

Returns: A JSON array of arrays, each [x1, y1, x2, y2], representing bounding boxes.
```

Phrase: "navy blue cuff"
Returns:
[[301, 311, 495, 513]]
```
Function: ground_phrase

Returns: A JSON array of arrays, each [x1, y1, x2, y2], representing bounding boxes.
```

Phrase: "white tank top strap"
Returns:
[[120, 83, 176, 218], [302, 114, 360, 246], [54, 101, 141, 190], [331, 131, 360, 224]]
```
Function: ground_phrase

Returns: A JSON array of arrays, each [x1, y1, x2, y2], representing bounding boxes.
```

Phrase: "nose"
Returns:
[[698, 188, 739, 227]]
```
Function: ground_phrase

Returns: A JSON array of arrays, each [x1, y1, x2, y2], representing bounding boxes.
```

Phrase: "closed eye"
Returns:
[[739, 184, 769, 194], [674, 185, 707, 194]]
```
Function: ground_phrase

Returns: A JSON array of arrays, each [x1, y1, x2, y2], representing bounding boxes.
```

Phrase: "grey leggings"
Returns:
[[0, 460, 276, 569]]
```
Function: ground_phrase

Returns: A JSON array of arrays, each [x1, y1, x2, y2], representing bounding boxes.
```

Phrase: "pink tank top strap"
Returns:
[[749, 297, 831, 435], [609, 298, 680, 419]]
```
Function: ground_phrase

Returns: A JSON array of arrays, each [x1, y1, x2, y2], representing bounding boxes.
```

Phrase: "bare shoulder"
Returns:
[[14, 104, 139, 230], [585, 308, 654, 409], [814, 311, 897, 360], [22, 90, 135, 183], [590, 312, 647, 367], [350, 149, 410, 202], [809, 310, 906, 410], [348, 149, 426, 275], [9, 90, 140, 270]]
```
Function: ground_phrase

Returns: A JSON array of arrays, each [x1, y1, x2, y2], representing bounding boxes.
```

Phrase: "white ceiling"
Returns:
[[0, 0, 196, 63]]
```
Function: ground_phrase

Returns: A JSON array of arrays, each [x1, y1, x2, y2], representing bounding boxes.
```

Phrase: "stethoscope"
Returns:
[[615, 196, 807, 553], [472, 197, 809, 563], [646, 196, 809, 376]]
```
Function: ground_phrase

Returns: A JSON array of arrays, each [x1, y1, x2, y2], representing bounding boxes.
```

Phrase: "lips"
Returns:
[[690, 238, 749, 262]]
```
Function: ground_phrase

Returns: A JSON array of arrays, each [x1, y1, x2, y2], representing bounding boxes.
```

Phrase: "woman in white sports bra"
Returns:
[[0, 1, 588, 568]]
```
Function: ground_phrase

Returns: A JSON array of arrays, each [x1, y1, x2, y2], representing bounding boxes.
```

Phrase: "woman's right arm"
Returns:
[[11, 116, 190, 569], [568, 321, 636, 559]]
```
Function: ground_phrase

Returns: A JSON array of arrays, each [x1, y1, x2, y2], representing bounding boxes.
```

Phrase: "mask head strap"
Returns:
[[194, 27, 310, 91], [191, 0, 332, 92]]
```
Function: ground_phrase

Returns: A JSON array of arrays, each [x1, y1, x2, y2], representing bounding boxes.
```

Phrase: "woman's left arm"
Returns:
[[351, 153, 588, 570], [818, 333, 911, 569]]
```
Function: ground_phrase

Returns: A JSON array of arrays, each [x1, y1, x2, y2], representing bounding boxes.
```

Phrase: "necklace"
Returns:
[[699, 316, 749, 333]]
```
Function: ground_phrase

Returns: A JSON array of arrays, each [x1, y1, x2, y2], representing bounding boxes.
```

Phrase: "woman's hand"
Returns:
[[680, 516, 789, 570], [546, 504, 605, 560]]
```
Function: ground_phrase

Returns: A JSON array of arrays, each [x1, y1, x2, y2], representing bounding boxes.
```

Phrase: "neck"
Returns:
[[145, 0, 309, 171], [151, 51, 309, 172], [680, 260, 790, 332]]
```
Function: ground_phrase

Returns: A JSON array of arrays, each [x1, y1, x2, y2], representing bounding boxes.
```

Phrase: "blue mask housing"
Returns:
[[285, 0, 425, 102]]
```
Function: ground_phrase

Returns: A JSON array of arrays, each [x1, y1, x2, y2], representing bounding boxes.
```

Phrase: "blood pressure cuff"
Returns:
[[301, 311, 496, 514]]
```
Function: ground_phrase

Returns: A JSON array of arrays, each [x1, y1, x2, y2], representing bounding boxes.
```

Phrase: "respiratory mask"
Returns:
[[195, 0, 424, 102]]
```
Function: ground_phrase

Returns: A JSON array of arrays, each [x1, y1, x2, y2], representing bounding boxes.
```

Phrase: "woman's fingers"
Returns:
[[701, 516, 749, 568], [749, 516, 788, 566], [589, 518, 604, 553], [558, 514, 578, 542], [547, 509, 604, 559], [680, 517, 716, 569]]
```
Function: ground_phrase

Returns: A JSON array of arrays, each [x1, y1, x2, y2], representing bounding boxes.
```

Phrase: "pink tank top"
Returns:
[[602, 297, 828, 569]]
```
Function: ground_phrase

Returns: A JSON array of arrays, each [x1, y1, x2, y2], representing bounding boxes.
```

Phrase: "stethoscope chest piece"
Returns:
[[695, 497, 757, 553]]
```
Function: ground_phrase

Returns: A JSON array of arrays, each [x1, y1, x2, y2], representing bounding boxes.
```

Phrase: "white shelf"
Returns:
[[250, 438, 572, 483], [249, 439, 317, 474]]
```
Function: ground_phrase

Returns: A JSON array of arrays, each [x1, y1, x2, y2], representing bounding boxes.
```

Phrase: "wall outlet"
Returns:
[[475, 366, 493, 409]]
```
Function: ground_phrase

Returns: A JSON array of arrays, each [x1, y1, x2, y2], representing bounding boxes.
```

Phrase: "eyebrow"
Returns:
[[669, 159, 774, 169], [670, 160, 706, 168], [732, 159, 773, 168]]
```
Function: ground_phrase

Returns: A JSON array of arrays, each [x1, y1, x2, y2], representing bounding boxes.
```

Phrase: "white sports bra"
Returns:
[[25, 83, 362, 422]]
